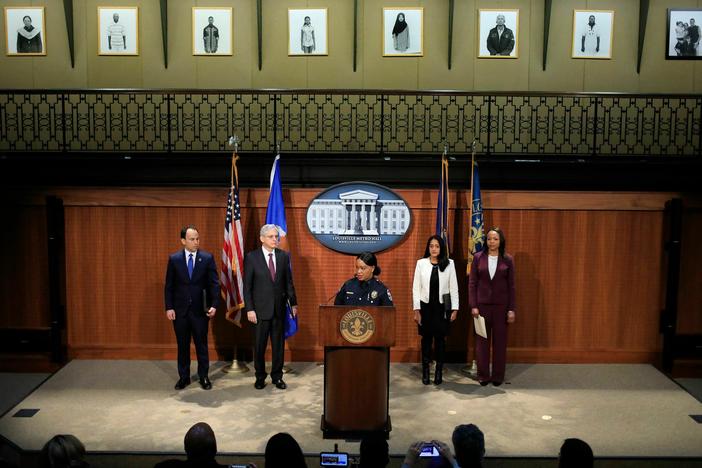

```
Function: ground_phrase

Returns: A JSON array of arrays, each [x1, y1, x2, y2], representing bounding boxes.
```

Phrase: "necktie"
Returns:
[[268, 253, 276, 281], [188, 253, 194, 279]]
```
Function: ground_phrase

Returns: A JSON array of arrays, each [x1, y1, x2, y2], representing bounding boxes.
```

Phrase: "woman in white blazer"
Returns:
[[412, 235, 459, 385]]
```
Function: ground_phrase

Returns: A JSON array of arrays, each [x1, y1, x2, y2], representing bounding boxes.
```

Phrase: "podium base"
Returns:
[[320, 415, 391, 440]]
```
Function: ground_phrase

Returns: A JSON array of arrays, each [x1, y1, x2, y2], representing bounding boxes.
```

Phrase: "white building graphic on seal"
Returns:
[[307, 189, 410, 236]]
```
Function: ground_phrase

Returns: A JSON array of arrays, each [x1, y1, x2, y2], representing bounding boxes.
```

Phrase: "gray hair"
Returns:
[[260, 224, 279, 237]]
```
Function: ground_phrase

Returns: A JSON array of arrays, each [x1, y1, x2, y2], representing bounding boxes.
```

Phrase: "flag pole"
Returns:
[[467, 139, 476, 275], [462, 139, 478, 377], [223, 135, 250, 375]]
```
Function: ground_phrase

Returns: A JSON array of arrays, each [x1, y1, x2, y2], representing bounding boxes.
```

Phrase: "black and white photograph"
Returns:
[[667, 9, 702, 59], [4, 6, 46, 56], [288, 8, 327, 56], [571, 10, 614, 59], [382, 7, 423, 57], [192, 7, 233, 56], [478, 9, 519, 58], [98, 6, 139, 55]]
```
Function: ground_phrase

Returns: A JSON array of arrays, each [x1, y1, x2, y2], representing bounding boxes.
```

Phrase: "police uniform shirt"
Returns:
[[334, 277, 393, 306]]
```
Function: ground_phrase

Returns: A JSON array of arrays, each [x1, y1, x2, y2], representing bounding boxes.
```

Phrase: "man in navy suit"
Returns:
[[164, 225, 220, 390], [243, 224, 298, 390]]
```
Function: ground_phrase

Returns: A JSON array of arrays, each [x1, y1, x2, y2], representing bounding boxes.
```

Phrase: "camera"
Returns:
[[319, 451, 349, 466], [419, 443, 440, 458]]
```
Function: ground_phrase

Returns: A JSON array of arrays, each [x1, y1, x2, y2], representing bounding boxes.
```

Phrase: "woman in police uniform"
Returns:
[[334, 252, 393, 306]]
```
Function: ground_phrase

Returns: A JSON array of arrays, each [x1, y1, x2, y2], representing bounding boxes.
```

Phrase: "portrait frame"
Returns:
[[288, 8, 328, 56], [192, 7, 233, 56], [571, 10, 614, 59], [666, 9, 702, 60], [4, 6, 47, 56], [478, 9, 519, 59], [382, 7, 423, 57], [98, 6, 139, 56]]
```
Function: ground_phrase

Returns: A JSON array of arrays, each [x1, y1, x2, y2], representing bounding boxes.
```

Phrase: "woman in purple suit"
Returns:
[[469, 227, 516, 386]]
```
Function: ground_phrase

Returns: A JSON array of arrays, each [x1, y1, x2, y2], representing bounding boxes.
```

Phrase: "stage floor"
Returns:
[[0, 360, 701, 459]]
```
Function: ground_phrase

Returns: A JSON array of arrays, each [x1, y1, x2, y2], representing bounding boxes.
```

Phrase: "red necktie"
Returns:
[[268, 253, 276, 281]]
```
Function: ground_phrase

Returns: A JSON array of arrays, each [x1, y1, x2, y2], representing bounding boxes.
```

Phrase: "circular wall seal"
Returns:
[[306, 181, 412, 254], [339, 309, 376, 344]]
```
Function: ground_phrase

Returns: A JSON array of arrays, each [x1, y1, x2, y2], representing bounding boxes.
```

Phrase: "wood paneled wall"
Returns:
[[0, 203, 49, 328], [678, 207, 702, 335], [49, 188, 676, 363]]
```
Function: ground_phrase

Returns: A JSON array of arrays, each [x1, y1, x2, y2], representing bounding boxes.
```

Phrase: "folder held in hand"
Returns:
[[473, 315, 487, 338]]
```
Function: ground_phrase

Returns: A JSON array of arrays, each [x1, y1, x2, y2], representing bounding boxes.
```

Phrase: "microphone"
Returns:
[[326, 291, 339, 304]]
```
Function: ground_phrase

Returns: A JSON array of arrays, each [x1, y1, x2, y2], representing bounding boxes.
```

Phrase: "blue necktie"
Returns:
[[187, 253, 194, 279]]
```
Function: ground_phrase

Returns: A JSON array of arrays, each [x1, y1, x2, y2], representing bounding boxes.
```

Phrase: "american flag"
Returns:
[[221, 180, 245, 326]]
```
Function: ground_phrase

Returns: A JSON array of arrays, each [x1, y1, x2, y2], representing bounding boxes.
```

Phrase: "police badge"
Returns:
[[370, 290, 378, 300]]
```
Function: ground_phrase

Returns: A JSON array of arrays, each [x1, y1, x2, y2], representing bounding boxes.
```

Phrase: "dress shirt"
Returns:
[[488, 255, 498, 280], [184, 249, 197, 264], [262, 246, 276, 271]]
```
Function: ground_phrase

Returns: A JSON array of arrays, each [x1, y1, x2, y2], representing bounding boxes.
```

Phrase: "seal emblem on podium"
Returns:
[[339, 308, 376, 344]]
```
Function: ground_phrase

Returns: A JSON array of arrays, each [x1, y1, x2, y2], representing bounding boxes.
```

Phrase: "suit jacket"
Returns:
[[164, 249, 220, 317], [412, 258, 459, 311], [486, 26, 515, 55], [468, 251, 516, 311], [243, 248, 297, 320]]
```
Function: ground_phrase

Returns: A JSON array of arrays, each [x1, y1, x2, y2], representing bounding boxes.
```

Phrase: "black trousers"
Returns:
[[421, 335, 446, 366], [173, 311, 209, 379], [254, 312, 284, 381]]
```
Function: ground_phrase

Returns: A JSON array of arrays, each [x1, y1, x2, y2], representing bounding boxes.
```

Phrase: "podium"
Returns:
[[318, 305, 395, 439]]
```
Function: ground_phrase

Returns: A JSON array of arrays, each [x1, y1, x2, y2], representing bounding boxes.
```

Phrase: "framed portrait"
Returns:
[[382, 7, 423, 57], [98, 6, 139, 55], [666, 9, 702, 59], [478, 9, 519, 58], [192, 7, 233, 55], [288, 8, 328, 56], [571, 10, 614, 59], [4, 6, 46, 56]]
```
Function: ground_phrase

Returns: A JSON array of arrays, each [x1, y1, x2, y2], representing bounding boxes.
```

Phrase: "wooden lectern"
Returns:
[[318, 305, 395, 439]]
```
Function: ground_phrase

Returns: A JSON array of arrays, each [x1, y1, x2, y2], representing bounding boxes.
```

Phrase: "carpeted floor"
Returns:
[[0, 361, 700, 459], [0, 373, 49, 418]]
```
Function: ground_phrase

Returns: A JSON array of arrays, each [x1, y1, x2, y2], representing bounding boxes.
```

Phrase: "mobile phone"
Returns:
[[419, 444, 440, 457], [319, 452, 349, 466]]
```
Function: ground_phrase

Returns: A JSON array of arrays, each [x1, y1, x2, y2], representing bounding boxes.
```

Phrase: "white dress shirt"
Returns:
[[262, 246, 276, 271]]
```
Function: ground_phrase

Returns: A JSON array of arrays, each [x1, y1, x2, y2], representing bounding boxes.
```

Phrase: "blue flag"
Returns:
[[265, 154, 298, 339], [467, 162, 485, 275], [436, 155, 450, 253]]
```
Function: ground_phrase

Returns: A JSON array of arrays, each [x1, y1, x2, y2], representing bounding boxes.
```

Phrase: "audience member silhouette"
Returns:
[[154, 422, 233, 468], [264, 432, 307, 468], [558, 438, 593, 468], [359, 433, 389, 468], [39, 434, 89, 468], [452, 424, 485, 468]]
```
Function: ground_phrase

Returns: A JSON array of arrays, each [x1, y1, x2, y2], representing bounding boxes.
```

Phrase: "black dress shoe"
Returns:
[[273, 379, 287, 390], [479, 380, 490, 386], [199, 376, 212, 390], [254, 379, 266, 390], [492, 381, 503, 387], [175, 378, 191, 390]]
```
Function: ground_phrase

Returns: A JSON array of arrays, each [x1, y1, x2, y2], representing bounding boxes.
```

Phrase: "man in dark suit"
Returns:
[[164, 225, 220, 390], [486, 14, 515, 56], [243, 224, 298, 390]]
